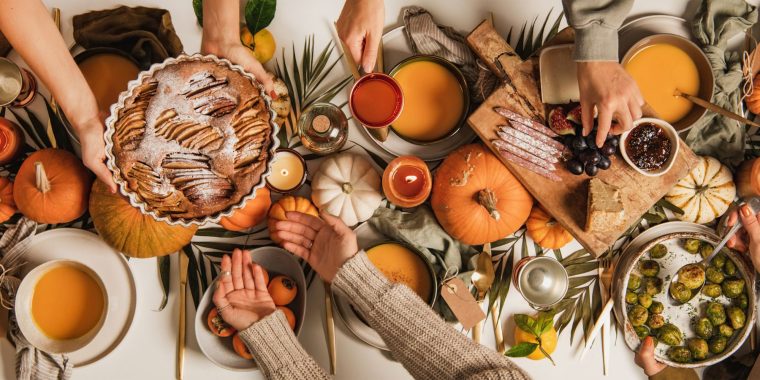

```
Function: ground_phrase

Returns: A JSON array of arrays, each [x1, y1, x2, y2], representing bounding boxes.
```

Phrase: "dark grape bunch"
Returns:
[[563, 132, 619, 176]]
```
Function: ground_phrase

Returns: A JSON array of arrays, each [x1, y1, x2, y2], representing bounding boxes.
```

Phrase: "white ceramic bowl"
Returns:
[[15, 259, 108, 354], [619, 118, 680, 177], [194, 247, 307, 371]]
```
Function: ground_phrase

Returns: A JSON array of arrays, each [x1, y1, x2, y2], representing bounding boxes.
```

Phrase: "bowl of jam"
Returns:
[[620, 118, 679, 177]]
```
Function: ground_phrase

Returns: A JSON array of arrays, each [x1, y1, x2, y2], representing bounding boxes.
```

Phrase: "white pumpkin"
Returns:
[[311, 153, 383, 226], [665, 156, 736, 224]]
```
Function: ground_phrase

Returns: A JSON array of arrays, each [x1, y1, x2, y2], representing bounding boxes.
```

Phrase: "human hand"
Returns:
[[634, 336, 666, 376], [726, 204, 760, 272], [271, 211, 358, 282], [202, 41, 274, 95], [336, 0, 385, 73], [212, 248, 276, 331], [75, 117, 117, 192], [576, 61, 644, 147]]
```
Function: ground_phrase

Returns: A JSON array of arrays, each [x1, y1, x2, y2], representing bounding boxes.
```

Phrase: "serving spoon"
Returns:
[[668, 197, 760, 305]]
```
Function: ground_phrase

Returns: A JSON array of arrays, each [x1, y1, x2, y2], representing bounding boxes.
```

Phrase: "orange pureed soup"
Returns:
[[624, 43, 700, 123], [32, 264, 104, 340], [78, 53, 140, 117], [366, 243, 432, 301], [391, 60, 464, 141]]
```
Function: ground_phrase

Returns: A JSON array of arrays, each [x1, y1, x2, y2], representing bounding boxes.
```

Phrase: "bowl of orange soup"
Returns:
[[365, 242, 437, 305], [15, 260, 107, 353], [622, 34, 714, 132], [389, 55, 469, 144]]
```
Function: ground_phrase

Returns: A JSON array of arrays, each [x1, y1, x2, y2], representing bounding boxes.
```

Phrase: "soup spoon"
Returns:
[[667, 197, 760, 306]]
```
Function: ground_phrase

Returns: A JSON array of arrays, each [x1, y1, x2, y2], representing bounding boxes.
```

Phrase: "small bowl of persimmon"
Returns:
[[194, 246, 307, 371]]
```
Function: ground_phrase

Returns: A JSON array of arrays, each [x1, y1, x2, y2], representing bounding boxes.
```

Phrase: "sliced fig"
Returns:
[[548, 107, 574, 136], [567, 105, 582, 124]]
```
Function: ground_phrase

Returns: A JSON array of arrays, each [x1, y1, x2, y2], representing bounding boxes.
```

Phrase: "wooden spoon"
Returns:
[[674, 90, 760, 128]]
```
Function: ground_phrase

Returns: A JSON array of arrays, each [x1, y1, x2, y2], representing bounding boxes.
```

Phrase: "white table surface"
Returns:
[[1, 0, 755, 379]]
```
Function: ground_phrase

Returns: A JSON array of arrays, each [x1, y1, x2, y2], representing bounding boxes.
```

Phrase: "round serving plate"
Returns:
[[361, 26, 476, 162], [194, 246, 307, 371], [618, 15, 692, 58], [621, 221, 716, 257], [19, 228, 137, 367], [612, 230, 756, 368]]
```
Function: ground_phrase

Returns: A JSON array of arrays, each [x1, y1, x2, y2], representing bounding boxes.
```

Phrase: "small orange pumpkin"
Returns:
[[13, 148, 92, 224], [748, 75, 760, 114], [267, 195, 318, 244], [526, 204, 573, 249], [219, 188, 272, 231], [431, 144, 533, 245], [0, 177, 16, 223]]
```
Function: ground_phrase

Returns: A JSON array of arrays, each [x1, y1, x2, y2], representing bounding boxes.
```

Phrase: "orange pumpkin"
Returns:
[[526, 204, 573, 249], [267, 196, 318, 244], [431, 144, 532, 245], [13, 149, 92, 224], [0, 177, 16, 223], [89, 180, 198, 257], [748, 75, 760, 114], [219, 188, 272, 231]]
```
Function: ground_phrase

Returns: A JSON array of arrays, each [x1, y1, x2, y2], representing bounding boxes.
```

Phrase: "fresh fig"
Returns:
[[548, 107, 574, 136], [567, 105, 583, 124]]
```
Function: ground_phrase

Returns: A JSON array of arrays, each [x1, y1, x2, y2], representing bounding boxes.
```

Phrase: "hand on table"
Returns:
[[271, 211, 358, 283], [74, 115, 117, 192], [726, 204, 760, 272], [337, 0, 385, 73], [634, 336, 666, 377], [213, 248, 276, 331], [577, 61, 644, 147]]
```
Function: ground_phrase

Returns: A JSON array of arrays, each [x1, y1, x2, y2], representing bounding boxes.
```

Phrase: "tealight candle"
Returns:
[[382, 155, 431, 208], [0, 118, 23, 164], [266, 148, 307, 193]]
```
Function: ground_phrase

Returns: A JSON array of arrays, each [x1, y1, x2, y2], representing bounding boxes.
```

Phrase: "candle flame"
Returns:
[[404, 175, 418, 184]]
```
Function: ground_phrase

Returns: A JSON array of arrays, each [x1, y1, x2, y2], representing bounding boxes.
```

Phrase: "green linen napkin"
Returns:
[[369, 206, 478, 320], [685, 0, 758, 166]]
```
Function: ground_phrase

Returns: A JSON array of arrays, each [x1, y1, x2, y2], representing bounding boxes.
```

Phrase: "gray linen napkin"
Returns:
[[369, 206, 478, 320], [685, 0, 758, 166]]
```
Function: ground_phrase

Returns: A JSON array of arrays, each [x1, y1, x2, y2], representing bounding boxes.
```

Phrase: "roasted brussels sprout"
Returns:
[[638, 294, 653, 308], [634, 325, 650, 339], [684, 239, 701, 254], [628, 305, 649, 327], [670, 282, 692, 304], [724, 259, 737, 277], [647, 313, 666, 329], [640, 260, 660, 277], [667, 346, 692, 363], [706, 302, 727, 326], [706, 266, 725, 284], [713, 253, 727, 269], [642, 277, 663, 296], [626, 291, 639, 305], [694, 318, 713, 339], [722, 278, 745, 299], [687, 338, 709, 361], [709, 336, 727, 354], [727, 306, 746, 329], [702, 284, 722, 298], [677, 264, 705, 290], [699, 244, 715, 259], [717, 324, 734, 338], [628, 274, 641, 291], [650, 243, 668, 259], [649, 301, 664, 314], [735, 293, 748, 310], [658, 323, 683, 346]]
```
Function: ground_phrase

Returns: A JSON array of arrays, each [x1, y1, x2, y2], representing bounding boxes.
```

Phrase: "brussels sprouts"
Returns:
[[650, 243, 668, 259], [640, 260, 660, 277], [658, 323, 683, 346], [727, 306, 746, 329], [638, 294, 653, 308], [647, 313, 666, 329], [717, 324, 734, 338], [722, 278, 745, 299], [694, 317, 713, 339], [649, 301, 664, 314], [677, 264, 705, 290], [628, 274, 641, 291], [706, 302, 727, 326], [667, 346, 692, 363], [684, 239, 701, 254], [634, 325, 650, 339], [709, 336, 727, 354], [670, 282, 692, 304], [628, 305, 649, 327], [626, 291, 639, 305], [706, 266, 725, 284], [724, 259, 737, 277], [713, 253, 727, 269], [699, 244, 715, 259], [702, 284, 722, 298], [687, 338, 709, 361], [643, 277, 663, 295], [735, 293, 748, 310]]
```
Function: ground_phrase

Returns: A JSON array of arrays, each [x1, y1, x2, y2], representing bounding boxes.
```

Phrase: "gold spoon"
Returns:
[[472, 244, 495, 345]]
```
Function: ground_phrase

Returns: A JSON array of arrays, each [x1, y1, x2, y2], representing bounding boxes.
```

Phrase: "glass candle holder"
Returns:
[[266, 148, 307, 193], [0, 118, 23, 164], [382, 155, 431, 208]]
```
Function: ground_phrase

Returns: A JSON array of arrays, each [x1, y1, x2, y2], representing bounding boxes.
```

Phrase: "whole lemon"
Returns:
[[514, 323, 558, 360]]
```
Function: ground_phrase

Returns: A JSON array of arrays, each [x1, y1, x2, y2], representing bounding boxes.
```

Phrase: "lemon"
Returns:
[[514, 322, 558, 360], [240, 27, 276, 64]]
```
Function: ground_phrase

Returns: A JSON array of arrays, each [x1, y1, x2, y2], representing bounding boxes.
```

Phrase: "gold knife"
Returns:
[[177, 253, 189, 380], [324, 281, 336, 375]]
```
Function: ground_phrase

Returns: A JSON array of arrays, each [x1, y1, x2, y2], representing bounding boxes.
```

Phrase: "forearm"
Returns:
[[649, 366, 699, 380], [239, 310, 330, 380], [202, 0, 240, 51], [561, 0, 634, 61], [0, 0, 98, 129], [333, 252, 531, 380]]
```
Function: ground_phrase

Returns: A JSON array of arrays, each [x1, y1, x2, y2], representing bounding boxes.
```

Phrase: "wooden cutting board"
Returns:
[[466, 20, 701, 257]]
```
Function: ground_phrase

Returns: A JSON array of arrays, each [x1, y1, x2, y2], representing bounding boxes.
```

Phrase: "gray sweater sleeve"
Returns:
[[561, 0, 634, 61]]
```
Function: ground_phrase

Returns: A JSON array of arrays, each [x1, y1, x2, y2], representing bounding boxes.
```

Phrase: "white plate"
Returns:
[[19, 228, 136, 367], [359, 26, 476, 162], [194, 247, 307, 371], [618, 15, 692, 58]]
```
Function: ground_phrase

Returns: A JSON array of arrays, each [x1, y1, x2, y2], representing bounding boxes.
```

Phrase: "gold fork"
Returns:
[[597, 257, 614, 376]]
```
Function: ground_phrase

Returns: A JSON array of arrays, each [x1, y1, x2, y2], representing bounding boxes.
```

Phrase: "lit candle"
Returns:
[[0, 117, 23, 165], [266, 149, 307, 193], [382, 155, 431, 208]]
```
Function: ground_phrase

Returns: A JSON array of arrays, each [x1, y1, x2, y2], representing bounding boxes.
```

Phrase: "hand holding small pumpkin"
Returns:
[[726, 204, 760, 273], [213, 248, 276, 331]]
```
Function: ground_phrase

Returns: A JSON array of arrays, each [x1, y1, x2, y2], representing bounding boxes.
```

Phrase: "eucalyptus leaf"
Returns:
[[505, 342, 538, 357], [244, 0, 276, 36]]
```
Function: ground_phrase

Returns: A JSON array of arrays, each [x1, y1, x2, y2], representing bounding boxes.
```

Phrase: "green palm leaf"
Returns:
[[507, 9, 565, 60]]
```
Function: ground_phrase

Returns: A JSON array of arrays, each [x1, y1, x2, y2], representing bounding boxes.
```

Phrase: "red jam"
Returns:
[[625, 123, 672, 171]]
